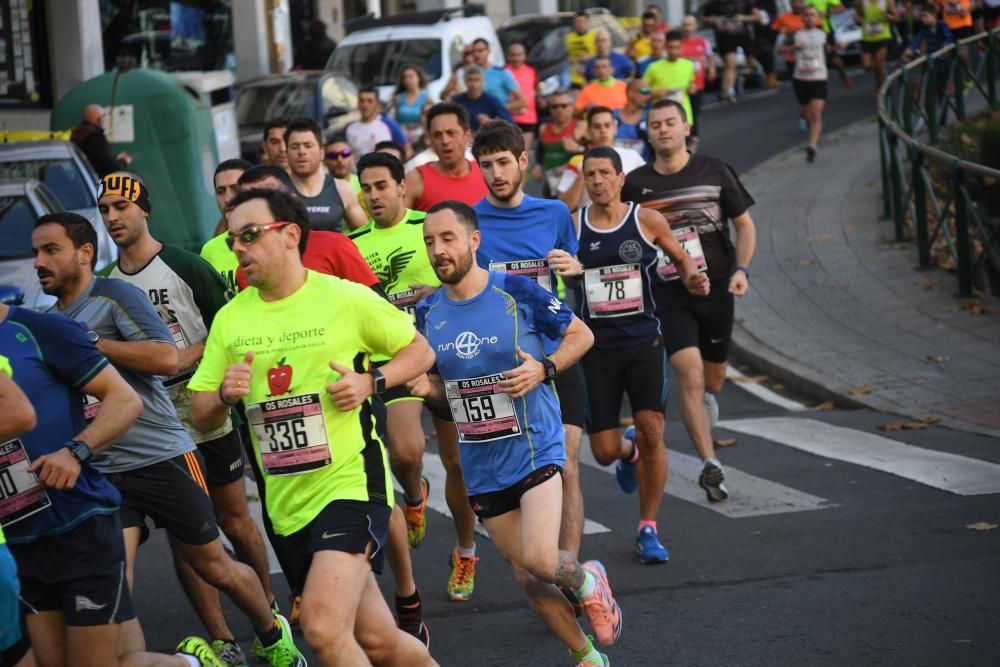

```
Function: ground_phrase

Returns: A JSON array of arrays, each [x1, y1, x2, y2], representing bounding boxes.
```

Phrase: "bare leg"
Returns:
[[386, 505, 417, 598], [559, 424, 585, 558], [434, 415, 475, 551], [171, 547, 233, 640], [633, 410, 667, 523], [118, 527, 146, 656], [210, 478, 274, 605], [671, 347, 715, 462], [387, 401, 426, 501]]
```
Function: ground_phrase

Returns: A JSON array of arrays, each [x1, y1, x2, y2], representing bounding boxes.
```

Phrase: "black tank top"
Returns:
[[577, 201, 661, 348], [298, 174, 345, 232]]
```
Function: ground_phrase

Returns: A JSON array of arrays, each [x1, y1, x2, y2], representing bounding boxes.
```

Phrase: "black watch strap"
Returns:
[[541, 358, 557, 384], [66, 440, 93, 464]]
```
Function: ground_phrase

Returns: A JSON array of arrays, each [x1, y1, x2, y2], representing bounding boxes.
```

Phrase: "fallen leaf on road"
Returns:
[[797, 259, 815, 267], [809, 401, 835, 411], [848, 385, 877, 395], [771, 384, 786, 390], [921, 279, 941, 290], [807, 234, 831, 242], [902, 422, 928, 430], [924, 355, 948, 364], [713, 438, 737, 448], [729, 374, 769, 384], [941, 305, 960, 313], [879, 422, 905, 431], [960, 298, 984, 315], [920, 416, 942, 424], [965, 522, 998, 531]]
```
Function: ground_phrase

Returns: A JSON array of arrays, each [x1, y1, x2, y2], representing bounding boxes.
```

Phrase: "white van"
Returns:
[[326, 7, 504, 106]]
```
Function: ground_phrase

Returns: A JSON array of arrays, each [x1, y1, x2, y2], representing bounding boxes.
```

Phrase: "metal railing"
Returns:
[[877, 28, 1000, 297]]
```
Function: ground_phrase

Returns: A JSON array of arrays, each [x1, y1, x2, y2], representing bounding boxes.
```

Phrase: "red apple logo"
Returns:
[[267, 358, 293, 396]]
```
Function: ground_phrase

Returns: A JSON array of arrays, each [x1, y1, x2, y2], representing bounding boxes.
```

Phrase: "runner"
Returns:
[[622, 99, 757, 505], [32, 210, 303, 666], [97, 171, 276, 665], [614, 80, 652, 159], [565, 11, 598, 89], [471, 120, 589, 566], [323, 134, 360, 193], [259, 119, 288, 169], [211, 159, 253, 236], [572, 146, 709, 563], [410, 200, 621, 667], [188, 187, 437, 667], [779, 6, 830, 161], [202, 159, 252, 295], [350, 151, 439, 643], [642, 31, 697, 126], [856, 0, 898, 95], [285, 117, 367, 232], [532, 90, 584, 198], [680, 16, 717, 153], [805, 0, 854, 88], [345, 86, 411, 159], [6, 224, 228, 667], [637, 32, 668, 77], [405, 103, 489, 212], [701, 0, 758, 102]]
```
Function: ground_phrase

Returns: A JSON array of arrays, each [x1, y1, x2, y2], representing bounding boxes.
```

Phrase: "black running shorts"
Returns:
[[555, 362, 587, 430], [655, 284, 735, 364], [468, 464, 562, 519], [581, 337, 669, 433], [793, 79, 828, 105], [198, 428, 245, 487], [104, 451, 220, 546], [11, 514, 135, 627]]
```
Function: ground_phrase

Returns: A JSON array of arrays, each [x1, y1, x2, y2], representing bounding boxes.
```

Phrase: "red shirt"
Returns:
[[414, 160, 489, 211], [236, 230, 379, 290], [507, 63, 539, 125], [681, 36, 713, 91]]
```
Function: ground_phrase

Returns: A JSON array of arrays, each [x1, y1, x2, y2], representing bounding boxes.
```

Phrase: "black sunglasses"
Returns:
[[326, 148, 352, 160]]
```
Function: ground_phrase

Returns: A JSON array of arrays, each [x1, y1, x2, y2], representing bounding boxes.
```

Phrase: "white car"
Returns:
[[0, 179, 65, 310]]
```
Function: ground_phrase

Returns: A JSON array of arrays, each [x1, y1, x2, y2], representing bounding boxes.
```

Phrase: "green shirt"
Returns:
[[642, 58, 695, 124], [199, 233, 240, 295], [806, 0, 842, 31], [188, 271, 416, 534]]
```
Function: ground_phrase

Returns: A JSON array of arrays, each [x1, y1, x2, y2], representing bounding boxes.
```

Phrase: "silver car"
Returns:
[[0, 179, 65, 310]]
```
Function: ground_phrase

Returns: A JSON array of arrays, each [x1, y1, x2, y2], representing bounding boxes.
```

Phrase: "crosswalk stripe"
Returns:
[[718, 417, 1000, 496], [725, 366, 808, 412], [579, 436, 833, 518]]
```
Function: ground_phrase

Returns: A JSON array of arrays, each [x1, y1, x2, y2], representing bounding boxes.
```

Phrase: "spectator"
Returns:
[[443, 43, 478, 98], [300, 20, 336, 70], [585, 29, 636, 81], [453, 65, 514, 132], [506, 43, 542, 153], [702, 0, 760, 102], [629, 11, 663, 60], [772, 0, 807, 78], [681, 16, 717, 152], [575, 57, 629, 116], [259, 118, 288, 168], [324, 134, 359, 192], [469, 38, 527, 116], [392, 64, 434, 148], [565, 11, 598, 89], [754, 0, 782, 88], [345, 85, 411, 159], [904, 2, 954, 81], [642, 30, 696, 126], [637, 32, 668, 77], [532, 90, 585, 196], [615, 80, 652, 159], [70, 104, 133, 177]]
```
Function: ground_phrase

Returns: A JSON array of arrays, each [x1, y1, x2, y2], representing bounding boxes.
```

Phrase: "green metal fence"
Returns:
[[878, 28, 1000, 297]]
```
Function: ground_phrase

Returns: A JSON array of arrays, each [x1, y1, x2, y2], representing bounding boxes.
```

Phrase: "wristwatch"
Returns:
[[371, 368, 387, 395], [87, 330, 100, 344], [735, 266, 751, 279], [540, 358, 558, 385], [65, 439, 93, 464]]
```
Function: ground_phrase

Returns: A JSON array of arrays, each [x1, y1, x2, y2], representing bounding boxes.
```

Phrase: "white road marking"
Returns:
[[579, 436, 833, 518], [718, 417, 1000, 496], [725, 366, 809, 412]]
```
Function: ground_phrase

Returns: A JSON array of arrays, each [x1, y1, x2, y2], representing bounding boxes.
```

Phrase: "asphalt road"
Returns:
[[131, 72, 1000, 666]]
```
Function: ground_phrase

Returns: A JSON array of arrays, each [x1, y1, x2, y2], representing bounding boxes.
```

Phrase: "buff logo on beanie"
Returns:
[[98, 173, 150, 212]]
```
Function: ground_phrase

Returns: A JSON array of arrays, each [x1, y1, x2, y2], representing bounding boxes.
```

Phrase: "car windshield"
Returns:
[[0, 159, 94, 210], [236, 81, 316, 127], [328, 39, 442, 86], [0, 196, 36, 260]]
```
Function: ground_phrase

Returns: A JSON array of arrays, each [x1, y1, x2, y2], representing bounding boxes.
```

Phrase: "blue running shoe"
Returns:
[[798, 118, 807, 133], [635, 526, 669, 564], [614, 427, 638, 494]]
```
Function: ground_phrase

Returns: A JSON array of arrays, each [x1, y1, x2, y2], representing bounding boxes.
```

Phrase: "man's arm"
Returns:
[[337, 178, 369, 230], [404, 167, 424, 210], [506, 86, 528, 114], [96, 338, 179, 377], [637, 207, 710, 295], [498, 316, 594, 398], [557, 170, 586, 212], [326, 333, 435, 411], [729, 211, 756, 296], [0, 373, 36, 439]]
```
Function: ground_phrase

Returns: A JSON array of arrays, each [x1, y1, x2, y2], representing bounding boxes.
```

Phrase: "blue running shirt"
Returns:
[[0, 307, 121, 544], [415, 272, 572, 495]]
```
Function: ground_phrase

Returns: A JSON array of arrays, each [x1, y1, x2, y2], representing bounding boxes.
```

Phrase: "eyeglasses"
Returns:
[[325, 148, 352, 160], [550, 103, 571, 109], [225, 222, 293, 250]]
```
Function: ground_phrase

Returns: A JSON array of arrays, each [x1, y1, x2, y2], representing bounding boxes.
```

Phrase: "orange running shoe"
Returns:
[[580, 560, 623, 647]]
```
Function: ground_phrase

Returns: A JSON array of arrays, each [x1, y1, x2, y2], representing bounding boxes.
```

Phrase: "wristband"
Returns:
[[735, 266, 751, 278], [219, 384, 238, 407]]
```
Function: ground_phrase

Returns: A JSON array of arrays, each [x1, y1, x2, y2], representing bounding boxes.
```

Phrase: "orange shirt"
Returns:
[[939, 0, 972, 29], [574, 79, 628, 113], [772, 12, 806, 62]]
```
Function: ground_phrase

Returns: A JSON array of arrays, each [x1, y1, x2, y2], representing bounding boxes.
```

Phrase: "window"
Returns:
[[329, 39, 442, 87], [0, 197, 36, 260], [237, 82, 316, 127], [0, 159, 94, 210]]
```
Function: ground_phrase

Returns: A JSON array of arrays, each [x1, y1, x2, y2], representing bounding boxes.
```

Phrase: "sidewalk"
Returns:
[[732, 118, 1000, 437]]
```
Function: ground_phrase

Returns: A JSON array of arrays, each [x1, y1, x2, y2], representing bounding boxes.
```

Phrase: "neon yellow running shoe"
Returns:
[[253, 614, 307, 667], [175, 636, 226, 666], [447, 548, 478, 601]]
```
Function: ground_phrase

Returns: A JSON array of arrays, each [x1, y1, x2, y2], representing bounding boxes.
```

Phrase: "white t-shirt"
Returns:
[[794, 29, 829, 81], [345, 118, 394, 158], [557, 146, 646, 209]]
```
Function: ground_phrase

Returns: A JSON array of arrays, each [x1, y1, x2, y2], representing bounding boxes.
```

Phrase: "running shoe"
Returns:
[[560, 584, 584, 617], [447, 549, 478, 601], [635, 526, 669, 564], [395, 591, 430, 648], [253, 614, 306, 667], [704, 392, 719, 429], [288, 594, 301, 626], [806, 145, 817, 162], [841, 71, 854, 89], [404, 476, 429, 548], [576, 653, 610, 667], [211, 639, 249, 667], [699, 460, 729, 503], [270, 598, 280, 615], [615, 427, 639, 495], [798, 118, 808, 133], [175, 637, 226, 667], [580, 560, 623, 647]]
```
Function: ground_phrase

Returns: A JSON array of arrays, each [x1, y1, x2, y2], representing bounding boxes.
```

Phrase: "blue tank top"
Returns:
[[576, 201, 661, 348], [396, 90, 429, 126], [614, 109, 649, 160]]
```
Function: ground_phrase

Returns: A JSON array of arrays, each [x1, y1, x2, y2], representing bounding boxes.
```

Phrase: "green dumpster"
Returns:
[[51, 69, 220, 253]]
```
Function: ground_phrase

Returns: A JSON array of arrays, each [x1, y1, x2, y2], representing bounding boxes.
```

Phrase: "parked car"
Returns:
[[0, 180, 65, 310], [832, 10, 863, 61], [0, 141, 117, 272], [235, 71, 360, 162], [327, 5, 503, 105]]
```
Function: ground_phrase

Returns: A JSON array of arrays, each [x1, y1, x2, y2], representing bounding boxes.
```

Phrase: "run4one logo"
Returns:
[[267, 357, 293, 396], [438, 331, 499, 360]]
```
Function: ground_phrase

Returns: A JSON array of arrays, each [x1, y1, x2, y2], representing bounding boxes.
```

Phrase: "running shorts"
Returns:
[[105, 452, 219, 546], [793, 79, 828, 104], [11, 514, 135, 627], [861, 38, 892, 55], [283, 500, 391, 588], [655, 284, 735, 364], [198, 429, 245, 487], [716, 32, 750, 55], [555, 362, 587, 430], [950, 26, 974, 41], [690, 90, 704, 138], [581, 337, 669, 433], [517, 122, 539, 135], [468, 464, 562, 519]]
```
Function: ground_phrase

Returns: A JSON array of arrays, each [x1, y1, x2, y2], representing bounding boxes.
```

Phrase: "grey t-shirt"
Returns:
[[50, 276, 196, 472]]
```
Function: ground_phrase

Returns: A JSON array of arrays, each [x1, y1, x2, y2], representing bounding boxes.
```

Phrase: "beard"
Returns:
[[38, 261, 82, 297], [434, 248, 475, 285], [488, 168, 524, 202]]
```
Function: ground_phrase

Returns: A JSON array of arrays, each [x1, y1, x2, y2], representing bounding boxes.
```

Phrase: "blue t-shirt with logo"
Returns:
[[0, 307, 121, 544], [415, 272, 572, 495]]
